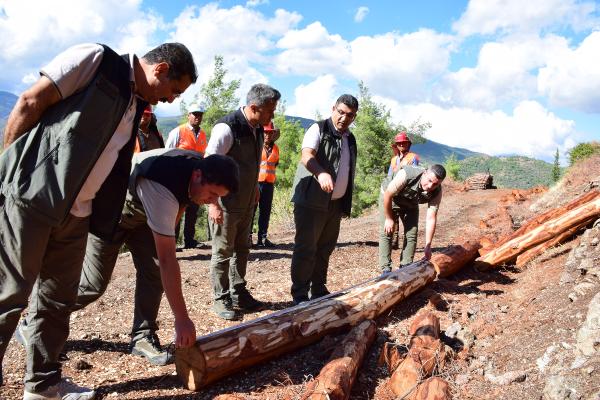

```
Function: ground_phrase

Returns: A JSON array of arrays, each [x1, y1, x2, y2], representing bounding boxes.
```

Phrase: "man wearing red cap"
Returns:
[[166, 103, 207, 249], [253, 122, 280, 247], [134, 105, 164, 153]]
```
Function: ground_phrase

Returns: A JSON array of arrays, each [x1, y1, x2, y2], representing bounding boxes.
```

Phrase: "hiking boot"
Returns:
[[212, 299, 240, 320], [130, 335, 174, 366], [232, 291, 265, 312], [23, 377, 95, 400], [183, 239, 199, 249], [292, 295, 310, 306], [257, 238, 275, 248]]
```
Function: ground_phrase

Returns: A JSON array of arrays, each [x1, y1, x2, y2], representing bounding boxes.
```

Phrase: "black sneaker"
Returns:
[[183, 239, 199, 249], [292, 295, 310, 306], [212, 298, 240, 320], [232, 291, 265, 311], [262, 238, 275, 248], [130, 334, 174, 366]]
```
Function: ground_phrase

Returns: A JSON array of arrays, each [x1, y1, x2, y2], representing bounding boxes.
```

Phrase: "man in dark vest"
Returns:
[[205, 83, 281, 320], [379, 164, 446, 273], [0, 42, 196, 399], [290, 94, 359, 305]]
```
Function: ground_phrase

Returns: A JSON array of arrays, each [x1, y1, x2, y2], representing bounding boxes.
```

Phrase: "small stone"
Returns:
[[457, 327, 476, 349], [500, 305, 509, 313], [570, 355, 587, 370], [74, 359, 93, 370], [455, 374, 470, 385], [484, 370, 527, 385], [590, 237, 599, 246], [584, 366, 595, 375], [467, 293, 478, 299], [445, 322, 462, 339]]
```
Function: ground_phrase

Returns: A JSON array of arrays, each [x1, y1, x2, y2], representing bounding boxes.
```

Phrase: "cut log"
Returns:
[[430, 240, 481, 278], [176, 260, 436, 390], [492, 190, 599, 250], [388, 312, 445, 398], [412, 377, 451, 400], [515, 217, 595, 266], [301, 320, 377, 400], [477, 196, 600, 266]]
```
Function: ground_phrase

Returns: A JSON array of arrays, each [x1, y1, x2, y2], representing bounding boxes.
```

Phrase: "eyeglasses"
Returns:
[[335, 108, 356, 119], [396, 142, 409, 146]]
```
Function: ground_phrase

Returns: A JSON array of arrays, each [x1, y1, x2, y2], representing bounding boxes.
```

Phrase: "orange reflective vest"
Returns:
[[390, 152, 419, 172], [177, 125, 207, 155], [258, 144, 279, 183]]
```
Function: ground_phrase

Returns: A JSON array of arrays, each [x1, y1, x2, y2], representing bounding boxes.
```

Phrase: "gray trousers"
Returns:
[[0, 193, 89, 392], [75, 200, 163, 342], [209, 207, 254, 302], [378, 195, 419, 271], [290, 201, 342, 301]]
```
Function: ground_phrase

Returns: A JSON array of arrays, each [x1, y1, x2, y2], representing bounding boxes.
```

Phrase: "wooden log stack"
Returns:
[[477, 190, 600, 267], [464, 173, 493, 191]]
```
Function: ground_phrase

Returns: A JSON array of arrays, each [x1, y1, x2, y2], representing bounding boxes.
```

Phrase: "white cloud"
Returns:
[[274, 22, 350, 76], [0, 0, 160, 91], [453, 0, 598, 37], [354, 6, 369, 23], [286, 75, 339, 119], [377, 97, 577, 161], [538, 31, 600, 113], [349, 29, 454, 101], [246, 0, 269, 6], [436, 34, 569, 109]]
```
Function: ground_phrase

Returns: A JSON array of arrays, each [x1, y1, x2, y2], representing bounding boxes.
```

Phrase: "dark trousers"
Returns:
[[176, 203, 199, 246], [253, 182, 274, 241], [290, 201, 342, 302], [74, 200, 163, 342], [0, 193, 89, 392]]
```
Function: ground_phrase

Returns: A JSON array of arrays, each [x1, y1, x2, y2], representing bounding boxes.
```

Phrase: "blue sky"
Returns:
[[1, 0, 599, 163]]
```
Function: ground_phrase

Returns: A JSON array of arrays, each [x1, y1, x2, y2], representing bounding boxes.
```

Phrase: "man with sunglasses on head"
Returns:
[[290, 94, 359, 305]]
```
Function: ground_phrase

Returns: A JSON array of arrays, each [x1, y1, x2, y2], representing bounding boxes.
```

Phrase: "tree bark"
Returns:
[[491, 190, 599, 250], [176, 260, 436, 390], [477, 196, 600, 266], [412, 377, 451, 400], [301, 320, 377, 400], [515, 217, 595, 266], [388, 312, 445, 398], [430, 240, 481, 278]]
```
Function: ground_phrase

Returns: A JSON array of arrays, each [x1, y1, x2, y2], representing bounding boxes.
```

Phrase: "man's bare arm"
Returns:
[[4, 76, 61, 148], [301, 147, 333, 193]]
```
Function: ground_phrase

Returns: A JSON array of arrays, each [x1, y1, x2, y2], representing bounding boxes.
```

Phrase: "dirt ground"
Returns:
[[2, 158, 600, 399]]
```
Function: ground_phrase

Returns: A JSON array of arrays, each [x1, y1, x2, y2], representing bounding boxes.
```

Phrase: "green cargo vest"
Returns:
[[381, 165, 441, 209], [217, 108, 263, 212], [291, 118, 357, 216], [0, 45, 145, 240]]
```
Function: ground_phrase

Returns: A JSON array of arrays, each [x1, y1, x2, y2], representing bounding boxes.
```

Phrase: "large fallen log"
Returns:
[[176, 260, 436, 390], [515, 217, 596, 266], [388, 312, 445, 398], [301, 320, 377, 400], [477, 195, 600, 266], [487, 190, 599, 252], [430, 240, 481, 278]]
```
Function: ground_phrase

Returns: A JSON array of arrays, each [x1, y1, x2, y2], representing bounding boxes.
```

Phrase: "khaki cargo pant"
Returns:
[[0, 193, 89, 392], [378, 194, 419, 272]]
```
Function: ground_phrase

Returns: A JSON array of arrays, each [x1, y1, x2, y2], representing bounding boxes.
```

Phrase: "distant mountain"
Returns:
[[410, 140, 483, 165]]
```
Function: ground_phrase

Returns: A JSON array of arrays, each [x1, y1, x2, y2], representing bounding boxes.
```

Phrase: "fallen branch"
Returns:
[[430, 240, 481, 278], [301, 320, 377, 400]]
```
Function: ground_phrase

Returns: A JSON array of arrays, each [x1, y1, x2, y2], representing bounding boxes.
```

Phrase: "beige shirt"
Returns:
[[41, 43, 138, 218], [384, 169, 442, 211]]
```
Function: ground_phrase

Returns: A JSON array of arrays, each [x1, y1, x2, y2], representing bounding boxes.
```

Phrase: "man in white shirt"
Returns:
[[0, 42, 196, 400], [289, 94, 359, 305]]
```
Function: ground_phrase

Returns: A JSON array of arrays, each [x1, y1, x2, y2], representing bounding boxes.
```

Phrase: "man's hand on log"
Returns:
[[384, 217, 395, 235], [175, 316, 197, 348], [209, 203, 224, 225], [423, 243, 432, 260]]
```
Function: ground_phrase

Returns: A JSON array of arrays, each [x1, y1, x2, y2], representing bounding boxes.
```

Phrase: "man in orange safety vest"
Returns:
[[253, 121, 280, 247], [166, 103, 208, 248]]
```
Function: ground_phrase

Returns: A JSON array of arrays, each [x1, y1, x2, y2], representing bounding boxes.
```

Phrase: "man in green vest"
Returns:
[[205, 83, 281, 320], [379, 164, 446, 273], [0, 42, 196, 400], [290, 94, 359, 305]]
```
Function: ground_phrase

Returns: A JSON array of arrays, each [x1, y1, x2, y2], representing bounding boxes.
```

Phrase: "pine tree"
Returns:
[[552, 148, 561, 183]]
